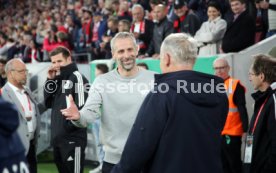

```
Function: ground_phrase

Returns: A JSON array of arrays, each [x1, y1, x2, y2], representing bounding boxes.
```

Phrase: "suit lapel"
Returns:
[[3, 85, 26, 120]]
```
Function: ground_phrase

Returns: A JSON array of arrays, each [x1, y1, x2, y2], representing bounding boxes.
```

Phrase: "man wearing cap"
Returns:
[[173, 0, 201, 36]]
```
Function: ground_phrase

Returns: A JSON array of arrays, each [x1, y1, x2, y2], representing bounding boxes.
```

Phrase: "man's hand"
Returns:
[[61, 95, 81, 120], [47, 66, 57, 79]]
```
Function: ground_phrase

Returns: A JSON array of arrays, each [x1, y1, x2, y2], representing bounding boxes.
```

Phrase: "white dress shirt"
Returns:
[[8, 82, 37, 140]]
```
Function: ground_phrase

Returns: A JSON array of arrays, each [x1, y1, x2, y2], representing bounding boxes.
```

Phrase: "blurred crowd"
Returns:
[[0, 0, 275, 63]]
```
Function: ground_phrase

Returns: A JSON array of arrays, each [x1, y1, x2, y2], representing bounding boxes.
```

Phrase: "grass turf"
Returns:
[[37, 150, 98, 173], [38, 163, 91, 173]]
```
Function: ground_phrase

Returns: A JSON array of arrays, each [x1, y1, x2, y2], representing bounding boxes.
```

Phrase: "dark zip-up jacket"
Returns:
[[0, 97, 29, 173], [244, 82, 276, 173], [44, 63, 89, 145], [112, 70, 228, 173]]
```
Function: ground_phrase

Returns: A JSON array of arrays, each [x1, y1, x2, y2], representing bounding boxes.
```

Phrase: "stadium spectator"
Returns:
[[143, 4, 173, 58], [0, 59, 7, 88], [97, 16, 119, 59], [118, 19, 131, 32], [130, 4, 154, 55], [221, 0, 255, 53], [118, 0, 132, 22], [173, 0, 201, 36], [194, 1, 227, 56], [258, 0, 276, 38]]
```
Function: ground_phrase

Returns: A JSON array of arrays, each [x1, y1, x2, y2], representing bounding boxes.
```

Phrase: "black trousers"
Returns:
[[221, 135, 242, 173], [102, 161, 115, 173], [26, 141, 37, 173], [53, 140, 86, 173]]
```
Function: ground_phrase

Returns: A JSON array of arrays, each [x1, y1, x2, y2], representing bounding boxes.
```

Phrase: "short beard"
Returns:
[[118, 58, 136, 71]]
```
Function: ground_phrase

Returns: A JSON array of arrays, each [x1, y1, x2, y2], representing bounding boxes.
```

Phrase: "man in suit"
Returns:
[[1, 58, 40, 173], [221, 0, 255, 53]]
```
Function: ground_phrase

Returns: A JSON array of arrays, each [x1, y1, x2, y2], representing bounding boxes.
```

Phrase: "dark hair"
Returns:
[[50, 24, 58, 33], [119, 19, 131, 31], [137, 62, 149, 70], [0, 59, 7, 65], [96, 64, 109, 74], [150, 0, 163, 5], [7, 38, 15, 43], [252, 54, 276, 84], [49, 46, 71, 59], [208, 1, 221, 12]]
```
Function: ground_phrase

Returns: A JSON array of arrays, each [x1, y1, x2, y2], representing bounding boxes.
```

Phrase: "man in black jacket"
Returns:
[[244, 54, 276, 173], [130, 4, 154, 55], [221, 0, 255, 53], [173, 0, 201, 36], [111, 33, 228, 173], [144, 4, 174, 58], [44, 46, 89, 173]]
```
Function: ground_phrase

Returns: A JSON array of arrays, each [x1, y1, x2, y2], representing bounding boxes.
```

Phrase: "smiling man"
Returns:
[[61, 32, 155, 173], [44, 46, 89, 173]]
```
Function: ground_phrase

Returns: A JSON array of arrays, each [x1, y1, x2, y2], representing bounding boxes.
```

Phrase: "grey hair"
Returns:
[[132, 4, 144, 13], [5, 58, 24, 73], [213, 57, 230, 67], [160, 33, 198, 65], [110, 32, 138, 52]]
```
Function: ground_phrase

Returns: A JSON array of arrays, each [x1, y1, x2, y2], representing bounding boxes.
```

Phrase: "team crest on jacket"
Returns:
[[63, 80, 72, 89]]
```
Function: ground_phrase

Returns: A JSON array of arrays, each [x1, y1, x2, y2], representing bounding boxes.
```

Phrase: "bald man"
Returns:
[[213, 58, 248, 173], [1, 58, 41, 173], [144, 4, 173, 58]]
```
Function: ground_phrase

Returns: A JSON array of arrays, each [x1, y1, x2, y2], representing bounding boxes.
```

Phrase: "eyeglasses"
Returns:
[[11, 69, 28, 74], [213, 66, 227, 71]]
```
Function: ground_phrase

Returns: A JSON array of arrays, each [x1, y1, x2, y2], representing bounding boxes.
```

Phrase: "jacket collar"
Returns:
[[60, 63, 78, 77], [251, 82, 276, 102]]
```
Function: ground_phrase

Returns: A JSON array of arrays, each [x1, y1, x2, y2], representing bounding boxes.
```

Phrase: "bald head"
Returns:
[[153, 4, 167, 22], [6, 58, 28, 88], [213, 58, 230, 80]]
